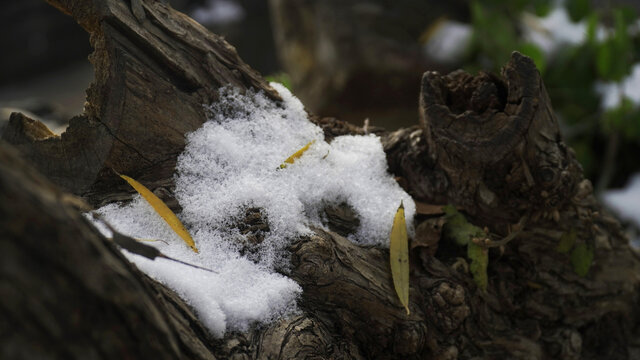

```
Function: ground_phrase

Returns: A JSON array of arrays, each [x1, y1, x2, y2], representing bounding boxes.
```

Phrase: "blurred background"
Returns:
[[1, 0, 640, 241]]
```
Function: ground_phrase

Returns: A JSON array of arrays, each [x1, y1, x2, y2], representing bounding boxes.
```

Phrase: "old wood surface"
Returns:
[[3, 0, 278, 209], [2, 0, 640, 359]]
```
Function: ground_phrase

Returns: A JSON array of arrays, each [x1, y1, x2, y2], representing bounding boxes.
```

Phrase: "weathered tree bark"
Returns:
[[2, 0, 278, 209], [3, 1, 640, 359]]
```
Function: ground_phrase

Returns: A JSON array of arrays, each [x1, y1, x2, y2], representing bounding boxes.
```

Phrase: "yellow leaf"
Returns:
[[119, 174, 199, 253], [280, 140, 315, 168], [390, 201, 410, 315]]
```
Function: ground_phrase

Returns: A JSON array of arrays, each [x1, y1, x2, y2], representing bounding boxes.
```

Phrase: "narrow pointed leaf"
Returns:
[[280, 140, 316, 168], [390, 201, 410, 315], [119, 174, 199, 253], [110, 232, 215, 273], [443, 205, 489, 291], [468, 241, 488, 292]]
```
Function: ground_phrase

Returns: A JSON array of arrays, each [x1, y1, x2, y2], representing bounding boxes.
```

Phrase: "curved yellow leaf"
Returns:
[[280, 140, 316, 168], [119, 174, 199, 253], [390, 201, 410, 315]]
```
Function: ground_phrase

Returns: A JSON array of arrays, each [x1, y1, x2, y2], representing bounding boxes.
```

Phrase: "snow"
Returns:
[[602, 173, 640, 246], [520, 5, 640, 111], [521, 7, 602, 56], [91, 83, 415, 337], [603, 173, 640, 227], [190, 0, 244, 27], [422, 20, 472, 63], [594, 63, 640, 110]]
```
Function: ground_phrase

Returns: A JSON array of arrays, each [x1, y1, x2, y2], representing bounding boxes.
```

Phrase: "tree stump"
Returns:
[[2, 1, 640, 359]]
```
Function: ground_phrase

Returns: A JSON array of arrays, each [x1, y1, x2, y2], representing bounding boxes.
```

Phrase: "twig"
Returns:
[[483, 214, 529, 248], [89, 212, 217, 273]]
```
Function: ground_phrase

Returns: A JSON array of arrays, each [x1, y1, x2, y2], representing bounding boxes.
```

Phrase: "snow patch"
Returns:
[[92, 83, 415, 336], [602, 173, 640, 227], [422, 20, 472, 64], [594, 63, 640, 110], [190, 0, 244, 27], [602, 173, 640, 246], [522, 7, 606, 56]]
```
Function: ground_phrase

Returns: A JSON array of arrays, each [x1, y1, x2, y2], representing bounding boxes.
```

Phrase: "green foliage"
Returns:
[[603, 98, 640, 139], [518, 42, 546, 74], [566, 0, 591, 21], [596, 10, 633, 81], [443, 205, 485, 245], [264, 72, 292, 90], [554, 228, 594, 276], [467, 241, 489, 292], [466, 1, 640, 188], [570, 243, 594, 276], [443, 205, 489, 291]]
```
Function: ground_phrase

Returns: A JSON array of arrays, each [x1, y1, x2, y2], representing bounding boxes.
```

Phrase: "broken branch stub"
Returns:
[[386, 52, 582, 223]]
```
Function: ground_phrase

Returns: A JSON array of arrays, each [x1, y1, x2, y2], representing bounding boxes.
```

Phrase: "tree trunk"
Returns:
[[2, 1, 640, 359]]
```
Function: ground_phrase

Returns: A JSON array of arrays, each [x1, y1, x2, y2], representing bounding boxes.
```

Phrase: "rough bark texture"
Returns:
[[3, 1, 640, 359], [2, 0, 278, 209]]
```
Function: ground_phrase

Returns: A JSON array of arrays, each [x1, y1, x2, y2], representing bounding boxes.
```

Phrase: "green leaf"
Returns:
[[442, 205, 485, 245], [468, 241, 489, 292], [555, 228, 577, 253], [443, 205, 490, 291], [571, 243, 594, 276]]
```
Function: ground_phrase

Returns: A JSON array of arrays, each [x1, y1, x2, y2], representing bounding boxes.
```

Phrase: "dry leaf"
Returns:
[[390, 201, 410, 315], [280, 140, 315, 168], [91, 213, 213, 272], [414, 201, 447, 215], [118, 173, 199, 253]]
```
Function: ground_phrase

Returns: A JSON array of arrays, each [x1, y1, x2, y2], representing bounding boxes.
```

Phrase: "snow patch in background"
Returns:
[[422, 20, 472, 64], [93, 83, 415, 337], [594, 63, 640, 110], [190, 0, 244, 27], [522, 7, 602, 56], [603, 173, 640, 246]]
